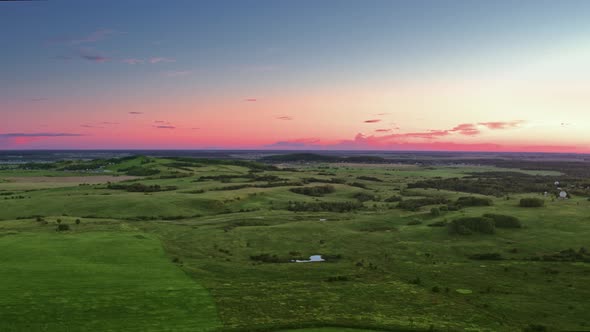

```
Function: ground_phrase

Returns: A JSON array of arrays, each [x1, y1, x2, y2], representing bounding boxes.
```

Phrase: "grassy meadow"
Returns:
[[0, 155, 588, 331]]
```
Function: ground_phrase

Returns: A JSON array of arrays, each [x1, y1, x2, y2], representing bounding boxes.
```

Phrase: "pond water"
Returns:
[[293, 255, 325, 263]]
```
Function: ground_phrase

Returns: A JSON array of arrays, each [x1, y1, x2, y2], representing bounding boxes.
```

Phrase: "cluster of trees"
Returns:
[[107, 183, 177, 192], [449, 217, 495, 235], [261, 153, 387, 163], [407, 172, 557, 196], [448, 213, 522, 235], [290, 185, 335, 197], [287, 201, 363, 212], [121, 166, 161, 176], [397, 197, 449, 211], [302, 177, 346, 184]]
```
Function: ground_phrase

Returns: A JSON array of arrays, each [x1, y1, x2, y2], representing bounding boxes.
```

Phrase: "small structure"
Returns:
[[554, 181, 560, 186], [559, 191, 568, 199]]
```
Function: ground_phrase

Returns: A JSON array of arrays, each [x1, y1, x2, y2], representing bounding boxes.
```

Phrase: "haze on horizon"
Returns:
[[1, 0, 589, 153]]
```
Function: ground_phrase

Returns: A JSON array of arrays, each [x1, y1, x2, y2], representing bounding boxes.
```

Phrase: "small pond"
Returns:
[[293, 255, 325, 263]]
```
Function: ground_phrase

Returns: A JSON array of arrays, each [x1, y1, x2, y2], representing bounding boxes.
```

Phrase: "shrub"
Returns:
[[427, 220, 447, 227], [250, 253, 287, 263], [287, 201, 363, 212], [326, 275, 349, 282], [290, 185, 335, 197], [468, 252, 504, 260], [523, 324, 548, 332], [353, 192, 377, 202], [75, 219, 81, 225], [348, 182, 367, 189], [449, 217, 495, 235], [430, 207, 441, 217], [356, 176, 383, 182], [407, 219, 422, 225], [108, 183, 177, 192], [483, 213, 521, 228], [397, 197, 449, 211], [519, 198, 545, 208], [456, 196, 493, 207], [384, 195, 402, 202], [121, 166, 160, 176], [56, 224, 70, 232]]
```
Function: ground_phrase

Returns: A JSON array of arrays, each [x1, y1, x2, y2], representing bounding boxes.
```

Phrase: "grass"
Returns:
[[0, 157, 588, 331]]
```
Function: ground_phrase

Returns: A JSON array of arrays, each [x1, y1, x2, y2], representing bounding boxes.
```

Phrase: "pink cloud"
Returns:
[[364, 119, 381, 123], [149, 57, 175, 64], [276, 116, 293, 120], [154, 125, 176, 129], [49, 29, 117, 45], [122, 58, 144, 65], [128, 112, 143, 115], [450, 123, 480, 136], [375, 129, 392, 132], [478, 121, 524, 130], [244, 98, 257, 102], [163, 70, 192, 77]]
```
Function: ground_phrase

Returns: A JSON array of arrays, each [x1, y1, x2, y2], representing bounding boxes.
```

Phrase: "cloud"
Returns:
[[364, 119, 381, 123], [80, 124, 103, 129], [100, 121, 119, 125], [375, 113, 390, 116], [78, 49, 111, 63], [49, 29, 117, 45], [478, 121, 524, 130], [244, 98, 257, 102], [450, 123, 480, 136], [276, 116, 293, 120], [29, 98, 48, 102], [120, 57, 174, 65], [154, 120, 167, 124], [0, 133, 84, 138], [149, 57, 175, 64], [154, 125, 176, 129], [375, 129, 392, 132], [128, 112, 143, 115], [0, 132, 84, 145], [122, 58, 144, 65], [163, 70, 192, 77]]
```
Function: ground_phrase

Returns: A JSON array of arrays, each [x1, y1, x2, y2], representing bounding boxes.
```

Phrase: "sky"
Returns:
[[1, 0, 590, 152]]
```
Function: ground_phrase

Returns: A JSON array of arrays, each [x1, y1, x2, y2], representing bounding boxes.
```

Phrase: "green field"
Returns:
[[0, 155, 588, 331], [0, 230, 219, 332]]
